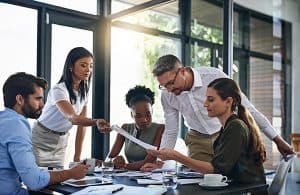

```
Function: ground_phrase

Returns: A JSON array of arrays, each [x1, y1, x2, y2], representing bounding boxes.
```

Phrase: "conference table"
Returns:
[[42, 172, 268, 195]]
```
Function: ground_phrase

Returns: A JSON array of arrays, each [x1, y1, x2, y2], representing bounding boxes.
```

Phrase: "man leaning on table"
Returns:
[[0, 72, 89, 195], [142, 54, 293, 170]]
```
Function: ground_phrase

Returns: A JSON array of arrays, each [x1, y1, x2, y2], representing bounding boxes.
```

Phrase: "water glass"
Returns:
[[102, 159, 114, 178], [162, 161, 178, 190]]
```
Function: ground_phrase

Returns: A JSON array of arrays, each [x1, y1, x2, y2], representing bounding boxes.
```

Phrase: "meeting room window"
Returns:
[[191, 0, 223, 44], [110, 0, 181, 151], [112, 0, 180, 34], [0, 3, 37, 111], [248, 15, 288, 168], [34, 0, 98, 15], [110, 26, 181, 150]]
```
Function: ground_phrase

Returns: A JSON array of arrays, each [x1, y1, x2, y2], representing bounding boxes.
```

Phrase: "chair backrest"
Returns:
[[268, 155, 295, 195]]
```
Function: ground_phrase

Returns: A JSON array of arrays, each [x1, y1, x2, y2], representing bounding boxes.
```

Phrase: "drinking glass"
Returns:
[[162, 161, 178, 190], [102, 158, 114, 179]]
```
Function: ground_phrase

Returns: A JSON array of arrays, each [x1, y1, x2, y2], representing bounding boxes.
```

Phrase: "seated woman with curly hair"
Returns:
[[108, 85, 164, 170]]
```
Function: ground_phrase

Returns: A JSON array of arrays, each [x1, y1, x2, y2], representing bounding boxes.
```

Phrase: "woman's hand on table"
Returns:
[[113, 156, 126, 169]]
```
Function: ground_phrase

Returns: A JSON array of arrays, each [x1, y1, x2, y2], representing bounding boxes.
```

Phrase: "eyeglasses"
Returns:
[[159, 68, 180, 90]]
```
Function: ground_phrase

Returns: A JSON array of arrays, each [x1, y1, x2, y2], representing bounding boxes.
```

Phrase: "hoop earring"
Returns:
[[234, 104, 239, 115]]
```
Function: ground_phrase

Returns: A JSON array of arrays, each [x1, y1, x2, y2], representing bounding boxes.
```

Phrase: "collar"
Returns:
[[4, 107, 27, 120], [189, 67, 203, 90]]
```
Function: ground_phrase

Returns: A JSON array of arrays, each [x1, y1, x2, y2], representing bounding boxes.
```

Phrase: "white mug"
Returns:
[[203, 174, 227, 185], [85, 158, 96, 175]]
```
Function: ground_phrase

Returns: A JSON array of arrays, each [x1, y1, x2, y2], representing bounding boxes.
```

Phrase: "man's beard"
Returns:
[[22, 101, 42, 119]]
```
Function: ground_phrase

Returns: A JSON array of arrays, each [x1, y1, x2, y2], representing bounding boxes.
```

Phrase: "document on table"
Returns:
[[111, 125, 157, 150], [137, 177, 203, 185], [71, 184, 167, 195]]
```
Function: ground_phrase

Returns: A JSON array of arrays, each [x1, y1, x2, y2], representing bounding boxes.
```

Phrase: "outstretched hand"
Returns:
[[273, 135, 295, 160], [147, 148, 177, 161], [140, 160, 164, 172], [96, 119, 111, 133]]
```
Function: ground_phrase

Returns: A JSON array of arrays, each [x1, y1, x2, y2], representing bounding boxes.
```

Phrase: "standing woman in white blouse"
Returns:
[[32, 47, 110, 167]]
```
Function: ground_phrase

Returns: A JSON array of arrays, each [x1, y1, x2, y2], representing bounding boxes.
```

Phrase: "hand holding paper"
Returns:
[[111, 125, 157, 150]]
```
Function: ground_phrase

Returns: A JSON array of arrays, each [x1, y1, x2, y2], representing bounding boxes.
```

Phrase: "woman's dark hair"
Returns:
[[3, 72, 48, 108], [125, 85, 155, 108], [208, 78, 266, 164], [58, 47, 93, 104]]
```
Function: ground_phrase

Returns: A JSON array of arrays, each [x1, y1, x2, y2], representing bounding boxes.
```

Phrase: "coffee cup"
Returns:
[[85, 158, 96, 175], [203, 174, 227, 185]]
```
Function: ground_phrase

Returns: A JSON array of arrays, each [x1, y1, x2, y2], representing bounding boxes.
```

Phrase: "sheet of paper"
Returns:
[[71, 184, 167, 195], [178, 178, 203, 185], [114, 171, 151, 177], [111, 125, 157, 150], [62, 175, 98, 183]]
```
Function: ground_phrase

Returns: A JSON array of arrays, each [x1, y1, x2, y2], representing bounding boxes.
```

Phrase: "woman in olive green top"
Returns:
[[109, 85, 164, 170], [146, 78, 266, 185]]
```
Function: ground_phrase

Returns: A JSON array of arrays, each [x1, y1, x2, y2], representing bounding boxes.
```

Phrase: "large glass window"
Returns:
[[0, 4, 37, 111], [50, 24, 93, 165], [250, 17, 282, 55], [112, 0, 180, 34], [110, 26, 181, 150], [191, 0, 223, 44], [249, 57, 284, 168], [34, 0, 97, 15], [112, 0, 149, 13], [191, 43, 211, 67]]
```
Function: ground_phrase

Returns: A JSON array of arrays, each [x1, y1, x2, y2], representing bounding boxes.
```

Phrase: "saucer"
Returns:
[[198, 181, 228, 190]]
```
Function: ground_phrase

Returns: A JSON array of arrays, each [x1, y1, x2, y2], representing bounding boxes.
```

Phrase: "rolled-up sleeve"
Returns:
[[7, 122, 50, 190]]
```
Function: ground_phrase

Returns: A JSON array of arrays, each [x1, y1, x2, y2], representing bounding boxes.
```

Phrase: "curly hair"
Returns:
[[125, 85, 155, 108]]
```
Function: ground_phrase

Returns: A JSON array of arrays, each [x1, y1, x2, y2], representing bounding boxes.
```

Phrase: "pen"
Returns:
[[112, 186, 124, 193]]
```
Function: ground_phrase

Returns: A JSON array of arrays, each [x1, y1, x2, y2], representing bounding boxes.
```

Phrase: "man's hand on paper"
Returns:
[[140, 160, 164, 172], [113, 156, 126, 169], [69, 164, 89, 179]]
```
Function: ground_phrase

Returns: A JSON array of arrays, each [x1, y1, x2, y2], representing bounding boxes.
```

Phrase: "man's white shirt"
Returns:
[[160, 67, 279, 149]]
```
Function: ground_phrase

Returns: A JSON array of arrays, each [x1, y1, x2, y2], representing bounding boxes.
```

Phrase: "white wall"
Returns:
[[235, 0, 300, 133]]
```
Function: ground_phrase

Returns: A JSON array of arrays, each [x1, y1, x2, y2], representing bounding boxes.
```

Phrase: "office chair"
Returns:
[[268, 155, 295, 195]]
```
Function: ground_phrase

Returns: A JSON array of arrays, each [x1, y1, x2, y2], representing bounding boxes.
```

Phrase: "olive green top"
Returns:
[[211, 115, 266, 184], [124, 123, 161, 163]]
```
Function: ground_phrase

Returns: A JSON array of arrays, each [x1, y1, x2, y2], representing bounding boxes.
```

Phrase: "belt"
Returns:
[[189, 129, 219, 137], [37, 121, 66, 136]]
